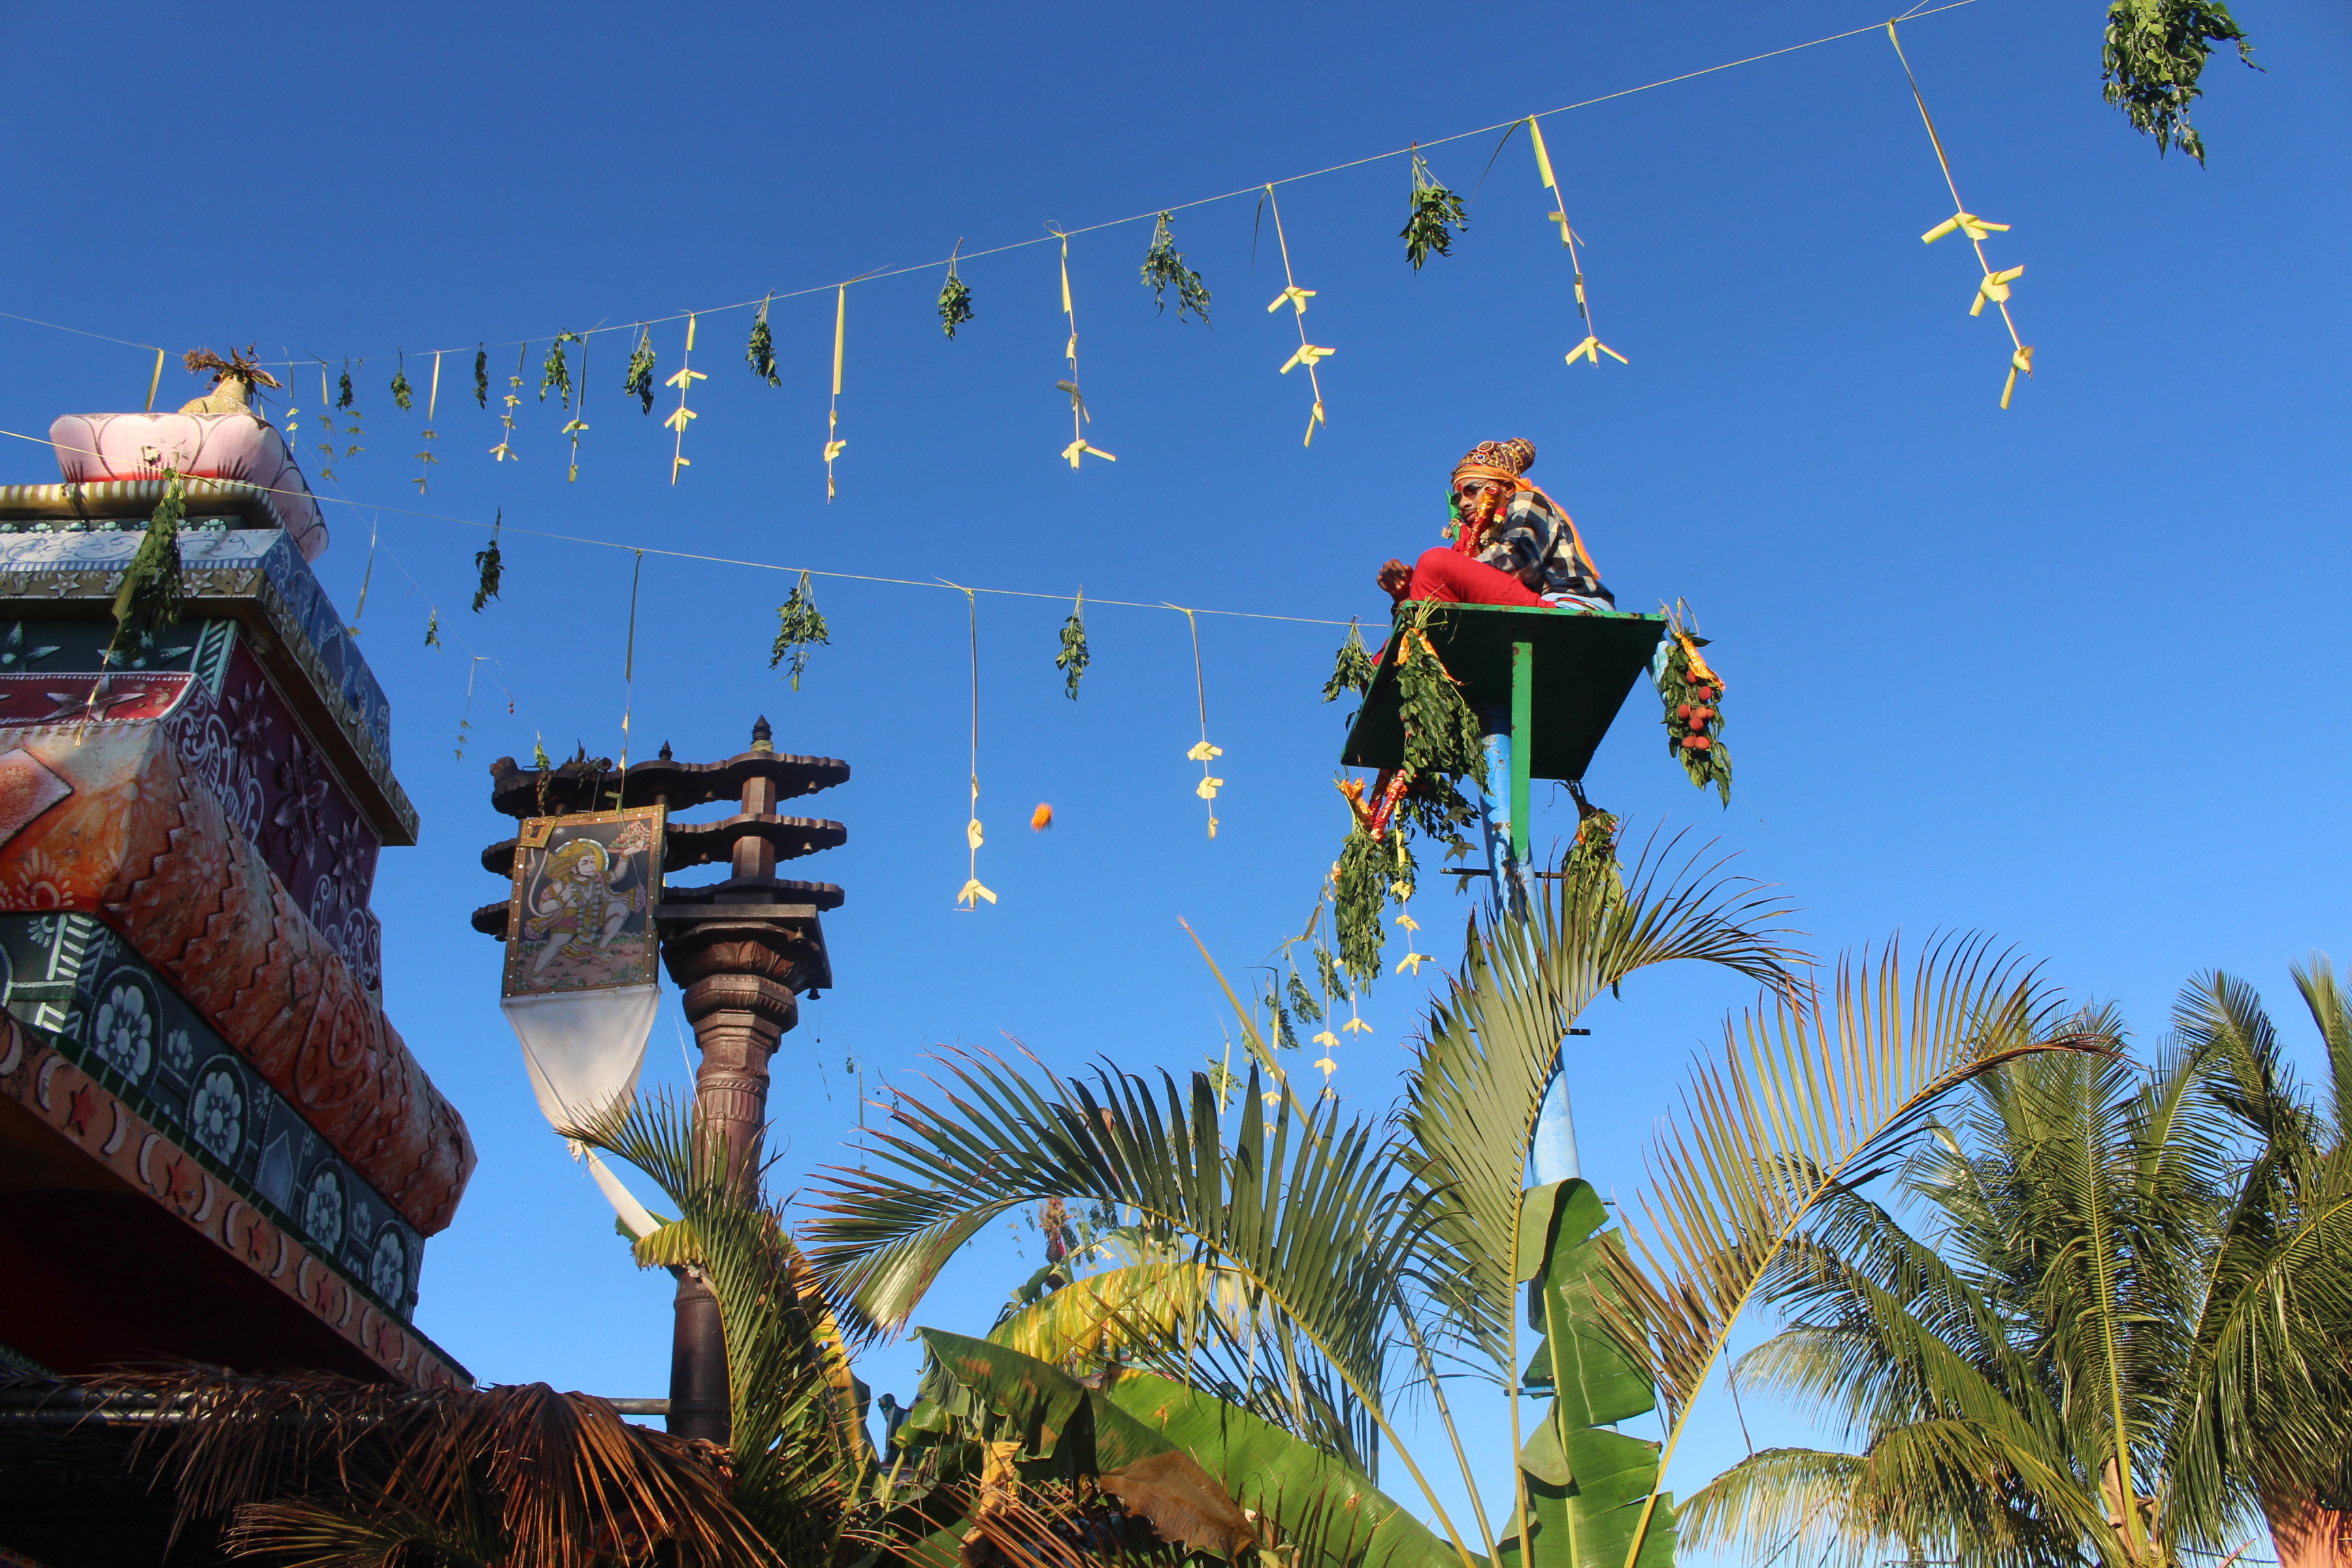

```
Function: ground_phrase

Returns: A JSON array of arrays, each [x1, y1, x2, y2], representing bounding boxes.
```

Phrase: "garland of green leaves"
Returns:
[[1401, 147, 1469, 270], [1324, 602, 1487, 987], [472, 344, 488, 408], [938, 244, 974, 339], [1656, 609, 1731, 804], [1562, 806, 1625, 910], [1054, 591, 1089, 700], [770, 570, 830, 691], [2101, 0, 2258, 165], [746, 295, 781, 387], [624, 329, 657, 414], [1139, 213, 1211, 323], [472, 510, 504, 613], [108, 469, 186, 664]]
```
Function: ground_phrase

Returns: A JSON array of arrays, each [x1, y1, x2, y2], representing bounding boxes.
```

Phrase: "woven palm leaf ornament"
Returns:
[[953, 587, 996, 910], [1889, 20, 2035, 408], [1175, 607, 1223, 838], [489, 344, 525, 463], [1260, 186, 1335, 446], [412, 350, 441, 495], [1052, 231, 1115, 469], [665, 314, 706, 483], [1526, 116, 1627, 372], [823, 286, 847, 500]]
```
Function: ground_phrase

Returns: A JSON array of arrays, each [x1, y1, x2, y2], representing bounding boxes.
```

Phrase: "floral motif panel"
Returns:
[[0, 912, 424, 1317]]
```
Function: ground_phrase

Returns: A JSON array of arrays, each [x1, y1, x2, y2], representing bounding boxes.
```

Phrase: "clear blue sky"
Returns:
[[2, 0, 2344, 1549]]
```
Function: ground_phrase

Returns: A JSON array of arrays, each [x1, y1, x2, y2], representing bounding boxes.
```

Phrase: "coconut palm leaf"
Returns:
[[105, 1369, 769, 1568], [1401, 838, 1799, 1385], [1605, 938, 2111, 1568], [804, 1054, 1482, 1563], [990, 1259, 1249, 1367], [565, 1089, 866, 1561]]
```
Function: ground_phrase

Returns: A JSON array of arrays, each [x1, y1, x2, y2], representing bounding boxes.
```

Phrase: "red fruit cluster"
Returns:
[[1680, 735, 1714, 751]]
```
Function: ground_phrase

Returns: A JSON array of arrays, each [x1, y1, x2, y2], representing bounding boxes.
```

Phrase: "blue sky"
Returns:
[[1, 0, 2345, 1550]]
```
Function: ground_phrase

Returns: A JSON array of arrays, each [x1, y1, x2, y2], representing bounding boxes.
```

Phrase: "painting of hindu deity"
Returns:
[[499, 806, 665, 998]]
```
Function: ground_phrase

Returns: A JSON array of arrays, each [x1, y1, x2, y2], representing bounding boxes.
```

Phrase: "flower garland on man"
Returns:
[[1374, 438, 1613, 612]]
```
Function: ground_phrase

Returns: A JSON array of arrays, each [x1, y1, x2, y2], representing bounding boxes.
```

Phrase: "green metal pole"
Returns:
[[1510, 640, 1533, 865]]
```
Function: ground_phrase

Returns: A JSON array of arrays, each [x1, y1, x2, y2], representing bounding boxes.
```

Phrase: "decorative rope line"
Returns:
[[1886, 20, 2034, 407], [1260, 188, 1333, 446], [0, 2, 1986, 374]]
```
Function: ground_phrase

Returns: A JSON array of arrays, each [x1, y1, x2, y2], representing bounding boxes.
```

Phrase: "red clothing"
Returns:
[[1395, 546, 1545, 608]]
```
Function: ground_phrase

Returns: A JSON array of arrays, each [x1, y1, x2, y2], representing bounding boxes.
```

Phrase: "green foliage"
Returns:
[[769, 570, 830, 690], [1334, 824, 1410, 987], [1288, 969, 1324, 1026], [1322, 619, 1377, 704], [472, 344, 488, 408], [539, 331, 579, 406], [423, 606, 440, 648], [1562, 811, 1625, 912], [1656, 619, 1731, 805], [471, 510, 503, 613], [747, 297, 781, 387], [1055, 594, 1090, 700], [938, 255, 974, 339], [2102, 0, 2258, 165], [389, 353, 413, 412], [1503, 1180, 1676, 1568], [1403, 149, 1470, 270], [108, 470, 186, 664], [1139, 212, 1211, 323], [1394, 606, 1488, 790], [624, 329, 657, 414], [336, 360, 356, 410]]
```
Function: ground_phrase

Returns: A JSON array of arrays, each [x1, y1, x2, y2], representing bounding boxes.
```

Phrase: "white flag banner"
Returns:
[[501, 983, 661, 1134]]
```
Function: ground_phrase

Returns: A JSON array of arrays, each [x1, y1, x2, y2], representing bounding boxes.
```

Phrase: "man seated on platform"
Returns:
[[1375, 438, 1614, 612]]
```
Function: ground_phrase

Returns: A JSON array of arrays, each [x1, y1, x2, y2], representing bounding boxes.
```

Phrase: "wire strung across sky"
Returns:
[[0, 0, 1983, 372]]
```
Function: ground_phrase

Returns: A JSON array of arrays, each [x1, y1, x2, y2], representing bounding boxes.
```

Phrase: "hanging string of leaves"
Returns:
[[1657, 606, 1731, 804], [769, 570, 830, 690], [424, 606, 440, 648], [938, 244, 974, 339], [472, 344, 488, 408], [390, 353, 414, 411], [1563, 806, 1626, 911], [1055, 591, 1089, 700], [1401, 147, 1469, 270], [540, 332, 580, 406], [624, 328, 657, 414], [1321, 619, 1377, 704], [1334, 823, 1409, 986], [336, 361, 357, 410], [747, 295, 781, 385], [1286, 968, 1323, 1026], [107, 470, 186, 665], [1139, 212, 1211, 323], [2101, 0, 2258, 165], [472, 510, 504, 612]]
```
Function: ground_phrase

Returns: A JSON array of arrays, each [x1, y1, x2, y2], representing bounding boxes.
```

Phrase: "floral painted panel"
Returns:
[[0, 721, 472, 1232], [0, 912, 425, 1317]]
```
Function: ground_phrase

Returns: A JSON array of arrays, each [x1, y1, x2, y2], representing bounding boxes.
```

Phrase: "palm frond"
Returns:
[[1607, 937, 2110, 1568], [1402, 835, 1800, 1380]]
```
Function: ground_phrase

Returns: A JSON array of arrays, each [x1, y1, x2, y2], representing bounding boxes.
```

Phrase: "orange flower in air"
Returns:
[[1030, 803, 1054, 832]]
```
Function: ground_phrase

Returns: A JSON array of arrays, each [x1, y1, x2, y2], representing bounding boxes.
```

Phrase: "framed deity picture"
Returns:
[[499, 806, 666, 999]]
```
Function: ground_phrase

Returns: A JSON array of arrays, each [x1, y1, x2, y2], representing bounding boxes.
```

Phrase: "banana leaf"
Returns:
[[1503, 1181, 1675, 1568], [922, 1330, 1459, 1568]]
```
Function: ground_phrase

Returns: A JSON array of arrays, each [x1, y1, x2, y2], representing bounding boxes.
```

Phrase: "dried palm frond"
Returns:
[[182, 345, 283, 391]]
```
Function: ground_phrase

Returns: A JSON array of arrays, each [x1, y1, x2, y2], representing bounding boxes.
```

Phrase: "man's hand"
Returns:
[[1375, 557, 1411, 600]]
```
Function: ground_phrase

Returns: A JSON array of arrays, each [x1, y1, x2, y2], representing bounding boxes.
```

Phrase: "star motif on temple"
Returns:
[[37, 685, 150, 723], [162, 1154, 201, 1209], [242, 1217, 275, 1265], [62, 1082, 100, 1136]]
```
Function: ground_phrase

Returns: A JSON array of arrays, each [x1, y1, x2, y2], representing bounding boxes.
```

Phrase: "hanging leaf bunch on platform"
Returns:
[[1656, 604, 1730, 804]]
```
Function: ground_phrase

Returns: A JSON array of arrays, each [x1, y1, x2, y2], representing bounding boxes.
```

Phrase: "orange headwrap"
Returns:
[[1448, 438, 1600, 581]]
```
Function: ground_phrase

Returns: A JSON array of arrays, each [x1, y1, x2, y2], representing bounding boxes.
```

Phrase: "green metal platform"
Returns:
[[1340, 602, 1667, 860]]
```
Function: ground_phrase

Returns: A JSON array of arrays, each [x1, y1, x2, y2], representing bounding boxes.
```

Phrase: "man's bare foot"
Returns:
[[1376, 557, 1411, 600]]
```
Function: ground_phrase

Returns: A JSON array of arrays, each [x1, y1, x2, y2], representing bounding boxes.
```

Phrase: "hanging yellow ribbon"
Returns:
[[145, 348, 165, 413], [1261, 186, 1332, 447], [1528, 116, 1626, 372], [664, 314, 705, 483], [1889, 22, 2034, 410], [1051, 231, 1115, 469], [952, 585, 996, 909], [825, 285, 847, 500]]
